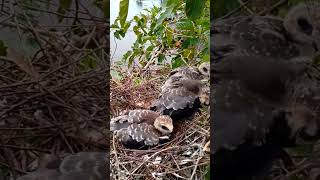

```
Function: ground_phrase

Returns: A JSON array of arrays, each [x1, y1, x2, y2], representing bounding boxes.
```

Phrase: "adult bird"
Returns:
[[150, 62, 210, 121], [110, 109, 173, 149], [211, 55, 320, 180], [17, 152, 107, 180], [211, 2, 320, 62]]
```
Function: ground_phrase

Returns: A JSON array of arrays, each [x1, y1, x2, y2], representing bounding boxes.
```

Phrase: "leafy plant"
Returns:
[[111, 0, 210, 69]]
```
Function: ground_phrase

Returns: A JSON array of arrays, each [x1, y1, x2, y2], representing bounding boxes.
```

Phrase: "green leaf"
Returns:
[[111, 70, 123, 81], [205, 167, 210, 180], [146, 45, 154, 52], [201, 54, 210, 62], [166, 27, 173, 44], [141, 36, 156, 43], [0, 40, 8, 56], [185, 0, 205, 20], [182, 49, 193, 59], [176, 18, 194, 30], [119, 30, 126, 38], [114, 31, 121, 39], [165, 0, 177, 7], [110, 23, 119, 29], [133, 25, 140, 33], [127, 51, 138, 67], [172, 56, 186, 69], [122, 50, 132, 60], [141, 15, 148, 24], [122, 21, 131, 32], [119, 0, 129, 27], [182, 38, 198, 48], [155, 2, 176, 30], [158, 54, 166, 63]]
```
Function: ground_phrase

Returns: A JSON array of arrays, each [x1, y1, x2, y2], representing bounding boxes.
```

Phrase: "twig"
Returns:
[[238, 0, 254, 14], [130, 146, 179, 174], [143, 45, 164, 69], [258, 0, 288, 16]]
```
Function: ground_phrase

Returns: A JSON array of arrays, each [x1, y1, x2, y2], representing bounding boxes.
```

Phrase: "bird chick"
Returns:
[[111, 110, 173, 149], [152, 63, 210, 121], [151, 79, 207, 121], [161, 62, 210, 93], [284, 2, 320, 51], [284, 104, 319, 140]]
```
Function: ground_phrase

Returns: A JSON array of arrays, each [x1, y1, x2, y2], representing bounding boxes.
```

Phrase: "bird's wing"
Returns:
[[212, 80, 275, 153], [111, 110, 160, 131], [129, 123, 160, 146], [116, 123, 159, 147], [158, 87, 198, 110], [110, 115, 131, 131], [123, 109, 160, 122]]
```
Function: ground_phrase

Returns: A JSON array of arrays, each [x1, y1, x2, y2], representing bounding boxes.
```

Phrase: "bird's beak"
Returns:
[[201, 79, 209, 83], [159, 136, 170, 140]]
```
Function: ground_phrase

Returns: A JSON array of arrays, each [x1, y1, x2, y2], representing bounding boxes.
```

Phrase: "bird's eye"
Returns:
[[297, 17, 313, 35], [202, 67, 208, 73], [161, 125, 169, 131]]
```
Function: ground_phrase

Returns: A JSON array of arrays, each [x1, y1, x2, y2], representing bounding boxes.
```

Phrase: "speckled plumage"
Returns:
[[151, 63, 210, 121], [110, 110, 173, 149]]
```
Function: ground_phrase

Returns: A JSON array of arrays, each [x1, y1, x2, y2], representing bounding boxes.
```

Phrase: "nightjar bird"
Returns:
[[150, 62, 210, 121], [110, 109, 173, 149]]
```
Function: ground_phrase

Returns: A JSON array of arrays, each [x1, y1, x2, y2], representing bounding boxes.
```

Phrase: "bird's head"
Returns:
[[154, 115, 173, 135], [198, 62, 210, 79], [284, 104, 320, 142], [284, 2, 320, 53]]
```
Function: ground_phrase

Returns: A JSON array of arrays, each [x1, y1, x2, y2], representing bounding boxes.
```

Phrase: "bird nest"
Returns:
[[0, 19, 108, 177], [110, 67, 210, 179]]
